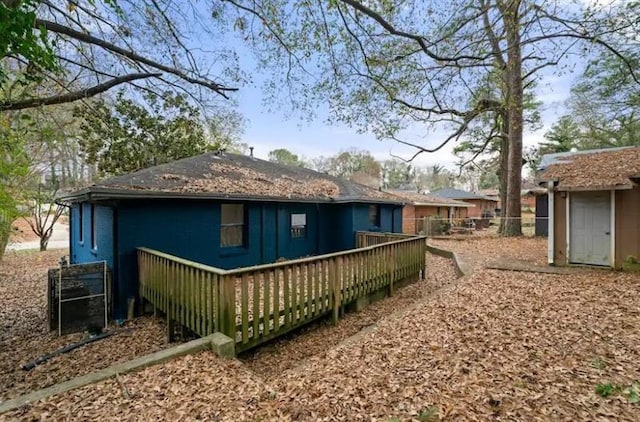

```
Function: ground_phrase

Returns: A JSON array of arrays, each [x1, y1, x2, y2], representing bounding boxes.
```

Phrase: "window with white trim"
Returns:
[[291, 213, 307, 238], [91, 204, 97, 250], [220, 204, 245, 247]]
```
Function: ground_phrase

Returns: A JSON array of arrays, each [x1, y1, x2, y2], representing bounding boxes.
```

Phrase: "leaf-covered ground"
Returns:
[[0, 249, 167, 402], [4, 240, 640, 421], [429, 235, 548, 270]]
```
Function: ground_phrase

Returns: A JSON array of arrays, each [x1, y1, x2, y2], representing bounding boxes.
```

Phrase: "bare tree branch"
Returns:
[[35, 19, 239, 97], [0, 73, 160, 111]]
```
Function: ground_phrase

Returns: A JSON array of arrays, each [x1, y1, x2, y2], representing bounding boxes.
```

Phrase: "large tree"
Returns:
[[223, 0, 639, 235], [1, 0, 241, 111], [569, 52, 640, 148], [268, 148, 306, 167], [76, 90, 243, 177]]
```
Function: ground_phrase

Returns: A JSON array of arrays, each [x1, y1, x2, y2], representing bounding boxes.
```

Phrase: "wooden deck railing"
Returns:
[[355, 231, 419, 248], [138, 233, 426, 353]]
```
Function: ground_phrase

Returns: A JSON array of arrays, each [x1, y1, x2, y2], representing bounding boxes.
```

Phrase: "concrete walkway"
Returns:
[[6, 223, 69, 251]]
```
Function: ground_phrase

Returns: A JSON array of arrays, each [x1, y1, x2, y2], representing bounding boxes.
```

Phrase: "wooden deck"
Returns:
[[137, 232, 426, 354]]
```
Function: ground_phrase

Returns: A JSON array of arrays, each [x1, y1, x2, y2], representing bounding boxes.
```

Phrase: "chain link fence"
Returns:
[[410, 216, 548, 237]]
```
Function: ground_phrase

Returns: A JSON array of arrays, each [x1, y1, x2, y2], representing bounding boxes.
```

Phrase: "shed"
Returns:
[[58, 151, 404, 318], [385, 190, 474, 234], [538, 146, 640, 268], [430, 188, 498, 218]]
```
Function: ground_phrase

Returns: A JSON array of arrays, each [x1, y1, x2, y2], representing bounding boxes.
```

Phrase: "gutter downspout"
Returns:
[[547, 181, 554, 265]]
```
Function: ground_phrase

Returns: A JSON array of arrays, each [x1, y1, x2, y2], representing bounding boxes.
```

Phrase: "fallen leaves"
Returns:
[[0, 250, 168, 402], [3, 241, 640, 421], [539, 147, 640, 190]]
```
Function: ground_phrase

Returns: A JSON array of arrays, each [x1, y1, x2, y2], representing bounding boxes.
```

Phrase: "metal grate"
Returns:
[[48, 261, 111, 335]]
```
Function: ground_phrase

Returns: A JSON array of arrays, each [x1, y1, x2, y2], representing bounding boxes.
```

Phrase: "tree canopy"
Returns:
[[222, 0, 639, 234], [75, 90, 243, 177], [1, 0, 242, 111]]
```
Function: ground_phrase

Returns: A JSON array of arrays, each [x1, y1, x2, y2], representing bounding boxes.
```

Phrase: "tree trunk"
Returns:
[[40, 236, 49, 251], [498, 132, 509, 234], [0, 217, 12, 260], [502, 1, 523, 236]]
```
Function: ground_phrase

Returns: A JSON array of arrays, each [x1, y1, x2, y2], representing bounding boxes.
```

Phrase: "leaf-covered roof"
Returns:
[[386, 190, 474, 207], [61, 151, 402, 204], [538, 146, 640, 190]]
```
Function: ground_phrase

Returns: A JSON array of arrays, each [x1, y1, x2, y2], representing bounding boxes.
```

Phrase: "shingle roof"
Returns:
[[429, 188, 497, 201], [538, 146, 640, 190], [386, 190, 474, 207], [537, 146, 633, 172], [60, 152, 402, 204]]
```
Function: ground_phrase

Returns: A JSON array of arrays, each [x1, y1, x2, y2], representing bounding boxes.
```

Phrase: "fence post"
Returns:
[[330, 257, 339, 325], [389, 244, 396, 296], [218, 274, 236, 340]]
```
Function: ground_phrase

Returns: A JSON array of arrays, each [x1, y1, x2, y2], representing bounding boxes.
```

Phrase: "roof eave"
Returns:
[[556, 184, 634, 192], [57, 187, 403, 205], [413, 202, 475, 208]]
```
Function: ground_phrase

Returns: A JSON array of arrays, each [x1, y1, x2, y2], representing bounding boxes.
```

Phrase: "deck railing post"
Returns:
[[389, 244, 396, 296], [330, 257, 339, 325], [218, 274, 236, 340]]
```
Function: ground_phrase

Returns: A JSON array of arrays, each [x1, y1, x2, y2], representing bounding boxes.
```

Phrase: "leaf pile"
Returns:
[[5, 244, 640, 421], [429, 235, 548, 270], [0, 250, 167, 402]]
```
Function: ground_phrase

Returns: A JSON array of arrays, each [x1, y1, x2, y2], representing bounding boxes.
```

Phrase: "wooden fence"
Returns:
[[138, 232, 426, 353]]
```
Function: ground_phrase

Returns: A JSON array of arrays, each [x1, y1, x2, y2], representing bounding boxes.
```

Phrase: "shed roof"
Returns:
[[430, 188, 497, 202], [538, 146, 640, 191], [386, 190, 474, 207], [60, 151, 402, 204], [537, 146, 633, 172]]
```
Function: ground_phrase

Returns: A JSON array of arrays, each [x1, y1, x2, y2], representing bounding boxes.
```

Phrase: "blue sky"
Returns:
[[235, 70, 577, 169], [215, 8, 584, 170]]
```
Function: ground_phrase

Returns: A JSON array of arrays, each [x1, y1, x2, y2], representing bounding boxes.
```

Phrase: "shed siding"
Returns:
[[553, 192, 568, 265], [615, 187, 640, 268]]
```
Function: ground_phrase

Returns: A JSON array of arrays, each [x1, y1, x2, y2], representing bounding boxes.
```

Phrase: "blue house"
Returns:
[[59, 151, 404, 319]]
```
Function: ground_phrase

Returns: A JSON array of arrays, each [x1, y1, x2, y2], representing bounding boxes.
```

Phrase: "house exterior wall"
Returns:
[[521, 194, 536, 210], [402, 205, 415, 234], [465, 199, 497, 218], [401, 204, 469, 234], [70, 203, 114, 269], [70, 198, 401, 318]]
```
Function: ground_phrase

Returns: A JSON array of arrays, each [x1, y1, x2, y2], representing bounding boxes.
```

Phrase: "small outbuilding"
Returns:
[[386, 190, 474, 234], [538, 146, 640, 268], [59, 151, 404, 318], [430, 188, 498, 218]]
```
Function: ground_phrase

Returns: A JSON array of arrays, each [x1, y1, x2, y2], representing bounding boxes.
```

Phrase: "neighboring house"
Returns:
[[59, 151, 404, 318], [478, 188, 544, 212], [430, 188, 498, 218], [386, 190, 474, 234], [521, 188, 546, 210], [537, 146, 640, 268]]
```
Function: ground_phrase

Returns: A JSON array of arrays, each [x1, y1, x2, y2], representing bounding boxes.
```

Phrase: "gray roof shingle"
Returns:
[[60, 151, 402, 204]]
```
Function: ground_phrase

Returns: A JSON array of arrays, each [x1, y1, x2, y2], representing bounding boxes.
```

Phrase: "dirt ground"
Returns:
[[0, 249, 167, 402], [3, 241, 640, 421]]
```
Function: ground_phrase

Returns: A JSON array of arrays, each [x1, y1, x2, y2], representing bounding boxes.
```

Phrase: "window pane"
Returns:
[[221, 204, 244, 225], [369, 205, 379, 226], [221, 225, 243, 247]]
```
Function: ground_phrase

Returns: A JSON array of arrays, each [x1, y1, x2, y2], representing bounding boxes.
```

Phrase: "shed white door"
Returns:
[[569, 192, 611, 266]]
